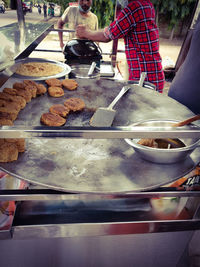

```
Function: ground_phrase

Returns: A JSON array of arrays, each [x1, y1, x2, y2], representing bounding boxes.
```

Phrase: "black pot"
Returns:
[[64, 39, 102, 64]]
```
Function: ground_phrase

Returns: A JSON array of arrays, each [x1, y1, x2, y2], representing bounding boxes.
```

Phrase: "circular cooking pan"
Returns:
[[0, 78, 199, 194]]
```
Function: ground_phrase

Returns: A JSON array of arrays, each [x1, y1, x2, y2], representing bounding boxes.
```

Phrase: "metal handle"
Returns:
[[173, 114, 200, 127], [108, 86, 130, 110], [88, 62, 97, 76], [138, 72, 147, 87]]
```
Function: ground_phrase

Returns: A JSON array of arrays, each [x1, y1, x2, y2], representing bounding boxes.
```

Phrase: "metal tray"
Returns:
[[0, 77, 199, 194], [8, 58, 71, 81]]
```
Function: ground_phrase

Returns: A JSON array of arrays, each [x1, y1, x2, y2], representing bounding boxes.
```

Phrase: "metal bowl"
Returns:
[[70, 64, 100, 79], [125, 120, 200, 164]]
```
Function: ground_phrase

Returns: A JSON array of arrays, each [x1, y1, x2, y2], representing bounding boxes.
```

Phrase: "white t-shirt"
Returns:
[[61, 6, 98, 39]]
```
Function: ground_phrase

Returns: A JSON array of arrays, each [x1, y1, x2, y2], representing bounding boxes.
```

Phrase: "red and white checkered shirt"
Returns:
[[104, 0, 165, 92]]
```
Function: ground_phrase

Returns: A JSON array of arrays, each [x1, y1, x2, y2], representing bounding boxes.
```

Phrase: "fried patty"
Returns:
[[12, 82, 26, 90], [36, 83, 47, 95], [45, 78, 62, 87], [23, 80, 37, 87], [64, 98, 85, 112], [23, 80, 38, 98], [24, 85, 37, 98], [0, 92, 26, 109], [3, 87, 32, 103], [0, 118, 13, 126], [40, 112, 66, 126], [4, 138, 25, 152], [49, 104, 70, 117], [48, 86, 64, 97], [0, 99, 21, 112], [0, 142, 18, 162], [62, 79, 78, 91], [0, 106, 19, 121]]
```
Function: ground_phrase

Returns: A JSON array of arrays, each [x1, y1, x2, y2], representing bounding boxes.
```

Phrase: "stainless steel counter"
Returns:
[[0, 22, 200, 243]]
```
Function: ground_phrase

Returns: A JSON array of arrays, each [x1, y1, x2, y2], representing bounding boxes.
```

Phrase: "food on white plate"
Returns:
[[15, 62, 63, 77]]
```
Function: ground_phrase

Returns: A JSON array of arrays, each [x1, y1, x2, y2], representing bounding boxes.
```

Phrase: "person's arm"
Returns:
[[57, 18, 65, 49], [57, 7, 70, 50], [76, 24, 111, 43]]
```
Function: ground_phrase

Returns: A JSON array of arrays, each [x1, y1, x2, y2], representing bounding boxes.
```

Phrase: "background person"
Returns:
[[76, 0, 165, 92], [57, 0, 98, 50], [37, 4, 41, 14], [43, 3, 47, 18]]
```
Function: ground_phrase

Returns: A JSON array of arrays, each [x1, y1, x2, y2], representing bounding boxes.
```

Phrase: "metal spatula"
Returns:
[[90, 85, 131, 127]]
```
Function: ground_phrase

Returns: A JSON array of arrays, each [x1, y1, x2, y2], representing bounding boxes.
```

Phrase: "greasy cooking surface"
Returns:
[[0, 77, 200, 194], [1, 77, 195, 127], [1, 138, 199, 194]]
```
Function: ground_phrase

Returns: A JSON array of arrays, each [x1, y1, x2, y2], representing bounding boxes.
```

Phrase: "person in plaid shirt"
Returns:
[[76, 0, 165, 92]]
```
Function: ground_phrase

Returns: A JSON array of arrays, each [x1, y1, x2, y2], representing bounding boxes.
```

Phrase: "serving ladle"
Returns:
[[172, 114, 200, 127], [165, 114, 200, 148]]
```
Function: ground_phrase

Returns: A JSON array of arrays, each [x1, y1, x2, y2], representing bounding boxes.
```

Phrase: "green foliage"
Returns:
[[3, 0, 9, 8], [152, 0, 196, 29], [92, 0, 115, 28]]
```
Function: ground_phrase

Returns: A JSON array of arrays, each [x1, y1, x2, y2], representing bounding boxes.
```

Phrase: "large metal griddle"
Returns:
[[0, 77, 200, 194]]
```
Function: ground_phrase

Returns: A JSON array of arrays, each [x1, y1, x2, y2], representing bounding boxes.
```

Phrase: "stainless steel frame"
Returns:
[[0, 7, 200, 243]]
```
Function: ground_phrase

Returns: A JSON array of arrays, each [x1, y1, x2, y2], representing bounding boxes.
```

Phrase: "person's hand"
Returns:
[[60, 41, 65, 51], [76, 24, 88, 39]]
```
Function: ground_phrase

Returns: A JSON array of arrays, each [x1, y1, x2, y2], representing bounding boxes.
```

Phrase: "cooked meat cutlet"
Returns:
[[0, 118, 13, 126], [12, 82, 26, 90], [3, 87, 32, 103], [0, 142, 18, 162], [24, 85, 37, 98], [0, 99, 21, 112], [5, 138, 25, 152], [0, 106, 19, 121], [0, 92, 26, 109], [62, 79, 78, 90], [0, 139, 5, 145], [49, 104, 70, 117], [48, 86, 64, 97], [36, 83, 47, 95], [40, 112, 66, 126], [23, 80, 37, 87], [64, 98, 85, 112], [23, 80, 38, 97], [45, 78, 62, 87]]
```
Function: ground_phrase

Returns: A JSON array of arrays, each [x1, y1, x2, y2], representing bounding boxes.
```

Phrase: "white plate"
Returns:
[[9, 57, 71, 81]]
